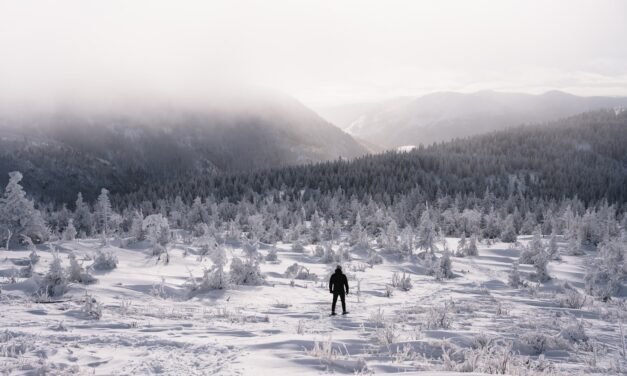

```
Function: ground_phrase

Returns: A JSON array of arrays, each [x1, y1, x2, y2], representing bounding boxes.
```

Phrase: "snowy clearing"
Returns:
[[1, 235, 625, 375]]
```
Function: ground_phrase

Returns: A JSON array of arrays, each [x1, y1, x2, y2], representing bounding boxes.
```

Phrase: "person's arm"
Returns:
[[329, 276, 333, 293], [344, 275, 349, 294]]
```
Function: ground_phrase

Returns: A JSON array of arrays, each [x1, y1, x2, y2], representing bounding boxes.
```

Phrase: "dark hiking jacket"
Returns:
[[329, 271, 349, 294]]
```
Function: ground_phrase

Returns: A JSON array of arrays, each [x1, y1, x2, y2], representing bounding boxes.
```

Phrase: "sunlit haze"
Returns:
[[1, 0, 626, 109]]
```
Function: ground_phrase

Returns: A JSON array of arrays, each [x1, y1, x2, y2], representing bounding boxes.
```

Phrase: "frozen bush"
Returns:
[[559, 288, 587, 309], [435, 250, 454, 280], [519, 246, 536, 265], [391, 272, 412, 291], [284, 263, 316, 280], [265, 248, 279, 262], [560, 318, 588, 344], [465, 235, 478, 256], [291, 241, 305, 252], [67, 253, 96, 284], [532, 250, 551, 282], [426, 305, 451, 329], [321, 243, 337, 264], [191, 266, 229, 292], [585, 240, 626, 300], [520, 331, 550, 354], [313, 245, 324, 257], [29, 250, 40, 265], [81, 293, 102, 320], [229, 257, 265, 286], [92, 249, 118, 270], [375, 323, 398, 346], [367, 249, 383, 266], [42, 252, 68, 297], [63, 219, 77, 241], [508, 261, 521, 287]]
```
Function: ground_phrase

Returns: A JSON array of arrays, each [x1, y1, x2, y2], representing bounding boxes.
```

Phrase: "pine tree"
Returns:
[[95, 188, 112, 243], [73, 192, 93, 237], [63, 219, 77, 241], [417, 208, 438, 253], [466, 234, 478, 256], [501, 214, 518, 243], [0, 171, 48, 249], [310, 210, 322, 244]]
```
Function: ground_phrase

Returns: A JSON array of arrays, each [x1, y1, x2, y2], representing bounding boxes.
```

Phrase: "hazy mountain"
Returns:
[[0, 92, 367, 203], [318, 91, 627, 149]]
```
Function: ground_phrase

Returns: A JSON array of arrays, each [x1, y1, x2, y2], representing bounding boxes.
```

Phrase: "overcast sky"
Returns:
[[1, 0, 626, 109]]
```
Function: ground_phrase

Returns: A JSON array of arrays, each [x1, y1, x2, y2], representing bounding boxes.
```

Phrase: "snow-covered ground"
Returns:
[[1, 236, 625, 375]]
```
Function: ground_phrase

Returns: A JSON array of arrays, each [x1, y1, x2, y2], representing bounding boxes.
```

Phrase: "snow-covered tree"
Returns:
[[310, 210, 322, 244], [466, 234, 478, 256], [548, 230, 559, 259], [73, 192, 93, 237], [67, 252, 96, 284], [532, 249, 551, 282], [508, 260, 521, 287], [63, 219, 77, 241], [130, 210, 145, 241], [229, 256, 264, 285], [584, 239, 626, 299], [417, 208, 438, 253], [435, 250, 453, 280], [501, 214, 518, 243], [43, 251, 67, 297], [95, 188, 113, 243], [456, 233, 467, 256], [0, 171, 48, 249]]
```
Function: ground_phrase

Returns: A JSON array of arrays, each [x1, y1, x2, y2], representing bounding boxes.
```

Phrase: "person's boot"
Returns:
[[331, 312, 337, 316], [342, 311, 348, 315]]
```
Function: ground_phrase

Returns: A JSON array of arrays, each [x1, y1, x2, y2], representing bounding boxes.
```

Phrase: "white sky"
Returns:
[[1, 0, 626, 108]]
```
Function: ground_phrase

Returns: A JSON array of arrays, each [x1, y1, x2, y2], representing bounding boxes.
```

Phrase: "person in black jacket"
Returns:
[[329, 265, 349, 315]]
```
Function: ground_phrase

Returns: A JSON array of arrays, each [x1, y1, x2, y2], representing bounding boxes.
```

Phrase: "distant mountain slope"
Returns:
[[319, 91, 627, 148], [0, 92, 367, 203], [129, 109, 627, 206]]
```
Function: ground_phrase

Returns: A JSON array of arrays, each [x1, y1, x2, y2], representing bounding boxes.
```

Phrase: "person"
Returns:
[[329, 265, 349, 315]]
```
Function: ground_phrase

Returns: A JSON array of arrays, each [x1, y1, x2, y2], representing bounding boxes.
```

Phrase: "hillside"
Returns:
[[0, 92, 366, 203], [124, 110, 627, 208], [318, 91, 627, 149]]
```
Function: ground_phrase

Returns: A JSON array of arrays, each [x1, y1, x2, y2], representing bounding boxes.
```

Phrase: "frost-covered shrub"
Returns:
[[384, 284, 394, 298], [465, 235, 478, 256], [67, 253, 96, 284], [426, 305, 451, 329], [338, 246, 352, 262], [375, 323, 398, 346], [518, 246, 536, 265], [42, 252, 68, 297], [532, 250, 551, 282], [92, 250, 118, 270], [291, 241, 305, 252], [229, 257, 265, 285], [63, 219, 77, 241], [321, 244, 337, 264], [367, 249, 383, 266], [391, 272, 412, 291], [81, 293, 102, 320], [313, 245, 324, 257], [29, 250, 40, 265], [265, 248, 279, 263], [560, 319, 588, 344], [192, 266, 229, 292], [559, 288, 587, 309], [435, 250, 454, 280], [520, 331, 550, 354], [508, 261, 521, 288], [585, 240, 626, 299], [284, 263, 316, 280]]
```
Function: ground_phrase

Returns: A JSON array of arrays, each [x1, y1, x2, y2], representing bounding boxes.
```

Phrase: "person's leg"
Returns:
[[332, 292, 338, 314], [340, 292, 346, 313]]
